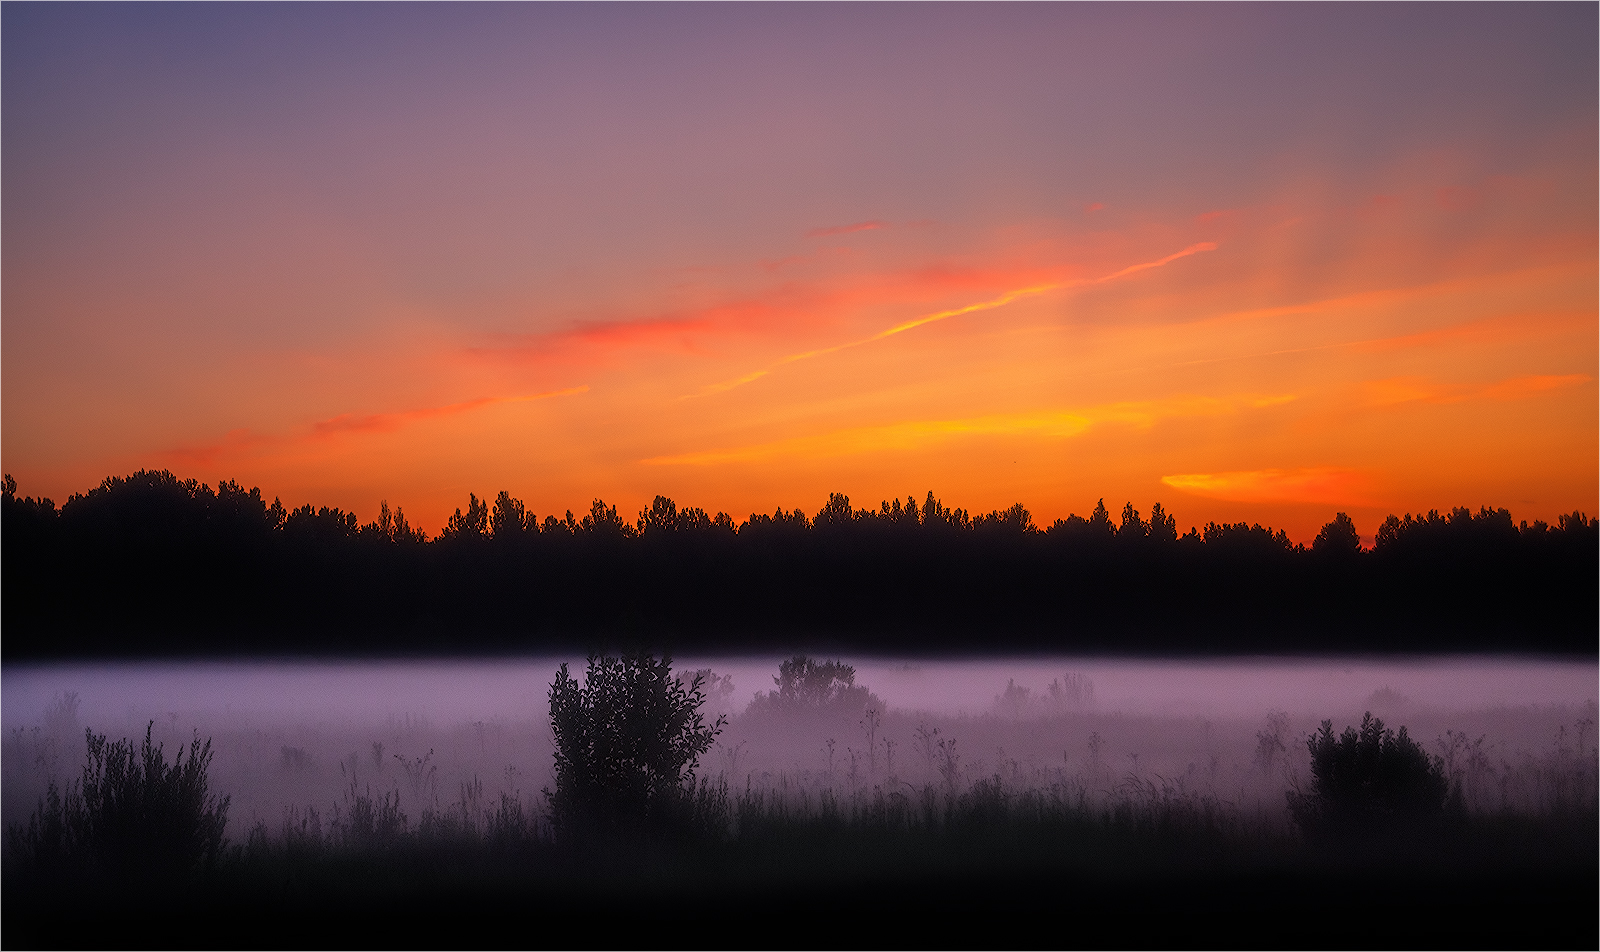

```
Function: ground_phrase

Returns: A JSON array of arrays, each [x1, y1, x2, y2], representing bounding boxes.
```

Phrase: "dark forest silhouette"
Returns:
[[3, 470, 1594, 657]]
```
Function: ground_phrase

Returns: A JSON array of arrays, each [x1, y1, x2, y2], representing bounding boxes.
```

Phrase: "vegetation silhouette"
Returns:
[[1288, 712, 1449, 842], [2, 690, 1594, 949], [3, 470, 1595, 657], [545, 654, 726, 842], [746, 656, 881, 715], [7, 722, 230, 885]]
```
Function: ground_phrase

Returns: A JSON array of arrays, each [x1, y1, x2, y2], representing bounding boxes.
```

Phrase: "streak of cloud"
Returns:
[[1161, 468, 1373, 506], [167, 386, 588, 467], [470, 259, 1075, 372], [644, 391, 1289, 466], [692, 242, 1219, 397]]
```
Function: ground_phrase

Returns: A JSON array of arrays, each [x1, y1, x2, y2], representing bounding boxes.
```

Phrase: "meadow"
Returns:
[[4, 656, 1595, 948]]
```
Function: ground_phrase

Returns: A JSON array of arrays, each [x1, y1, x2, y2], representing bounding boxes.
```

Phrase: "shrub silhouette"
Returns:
[[1288, 712, 1447, 840], [7, 722, 230, 882], [545, 654, 725, 841], [746, 655, 881, 715]]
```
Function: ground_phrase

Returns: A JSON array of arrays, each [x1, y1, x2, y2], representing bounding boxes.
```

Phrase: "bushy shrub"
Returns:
[[745, 655, 882, 716], [6, 722, 230, 882], [1288, 712, 1448, 840], [546, 654, 726, 841]]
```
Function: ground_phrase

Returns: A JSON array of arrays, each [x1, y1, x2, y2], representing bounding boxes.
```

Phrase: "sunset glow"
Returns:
[[5, 5, 1594, 541]]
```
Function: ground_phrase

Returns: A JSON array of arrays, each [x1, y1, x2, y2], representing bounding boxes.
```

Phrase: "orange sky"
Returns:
[[5, 6, 1595, 542]]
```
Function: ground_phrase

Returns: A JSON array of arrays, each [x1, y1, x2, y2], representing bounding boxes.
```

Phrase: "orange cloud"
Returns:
[[1161, 468, 1372, 506], [167, 386, 588, 467], [646, 392, 1292, 466], [806, 220, 887, 239]]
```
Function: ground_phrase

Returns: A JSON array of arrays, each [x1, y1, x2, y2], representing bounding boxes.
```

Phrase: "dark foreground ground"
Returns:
[[8, 813, 1595, 950]]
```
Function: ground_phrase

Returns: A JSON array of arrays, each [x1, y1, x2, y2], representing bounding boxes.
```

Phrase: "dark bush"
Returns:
[[545, 654, 726, 842], [1288, 712, 1448, 840], [745, 655, 883, 716], [6, 722, 230, 883]]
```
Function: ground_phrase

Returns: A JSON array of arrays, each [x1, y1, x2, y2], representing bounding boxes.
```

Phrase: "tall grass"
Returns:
[[6, 722, 229, 884]]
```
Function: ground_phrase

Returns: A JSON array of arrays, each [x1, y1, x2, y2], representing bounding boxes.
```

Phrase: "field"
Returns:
[[4, 658, 1596, 949]]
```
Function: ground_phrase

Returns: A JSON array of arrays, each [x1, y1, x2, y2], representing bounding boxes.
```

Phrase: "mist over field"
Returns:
[[6, 656, 1593, 844]]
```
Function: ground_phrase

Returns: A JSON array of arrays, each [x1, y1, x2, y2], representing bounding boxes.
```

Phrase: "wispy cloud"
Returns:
[[468, 259, 1075, 372], [167, 386, 588, 467], [692, 241, 1219, 397], [467, 312, 733, 365], [806, 220, 887, 239], [645, 391, 1287, 466], [1161, 467, 1372, 506]]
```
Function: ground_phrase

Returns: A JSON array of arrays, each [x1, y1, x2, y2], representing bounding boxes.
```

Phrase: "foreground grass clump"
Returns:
[[6, 722, 229, 884]]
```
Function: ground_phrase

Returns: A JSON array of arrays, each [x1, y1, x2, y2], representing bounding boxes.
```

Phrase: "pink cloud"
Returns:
[[463, 259, 1079, 371], [164, 387, 587, 468]]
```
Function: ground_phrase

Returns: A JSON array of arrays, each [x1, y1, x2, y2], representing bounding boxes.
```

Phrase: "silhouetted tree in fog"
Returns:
[[545, 654, 724, 840], [747, 656, 881, 715]]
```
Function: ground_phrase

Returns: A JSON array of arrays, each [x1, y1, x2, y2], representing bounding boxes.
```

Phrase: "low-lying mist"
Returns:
[[5, 655, 1593, 844]]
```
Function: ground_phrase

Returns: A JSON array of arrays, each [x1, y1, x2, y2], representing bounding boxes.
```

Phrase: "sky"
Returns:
[[4, 4, 1595, 542]]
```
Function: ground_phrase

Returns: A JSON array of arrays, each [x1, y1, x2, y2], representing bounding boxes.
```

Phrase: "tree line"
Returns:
[[3, 470, 1594, 657]]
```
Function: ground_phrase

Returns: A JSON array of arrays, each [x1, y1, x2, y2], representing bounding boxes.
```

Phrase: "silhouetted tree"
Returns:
[[1117, 502, 1147, 541], [364, 500, 426, 544], [1313, 512, 1362, 559], [748, 656, 880, 714], [545, 654, 724, 840], [441, 493, 490, 540], [813, 492, 858, 531], [284, 504, 357, 544], [1147, 502, 1178, 544], [1086, 499, 1114, 539], [489, 491, 536, 541], [975, 502, 1035, 534], [578, 498, 632, 539], [638, 494, 683, 535]]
